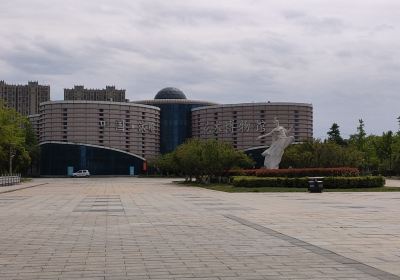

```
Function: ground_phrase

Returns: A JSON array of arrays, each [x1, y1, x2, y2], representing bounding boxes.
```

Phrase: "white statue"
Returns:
[[257, 117, 294, 169]]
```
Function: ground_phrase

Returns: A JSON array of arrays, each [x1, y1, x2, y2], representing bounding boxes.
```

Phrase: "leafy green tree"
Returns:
[[327, 123, 345, 145], [0, 102, 38, 174], [392, 133, 400, 174], [281, 140, 363, 168], [153, 139, 253, 183], [150, 152, 179, 176], [349, 119, 366, 151], [373, 131, 394, 174]]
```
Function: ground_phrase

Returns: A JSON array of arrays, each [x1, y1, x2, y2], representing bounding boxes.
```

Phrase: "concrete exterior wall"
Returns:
[[191, 102, 313, 150], [39, 101, 160, 160]]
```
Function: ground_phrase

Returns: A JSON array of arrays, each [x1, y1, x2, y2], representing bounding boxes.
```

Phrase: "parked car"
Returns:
[[72, 170, 90, 177]]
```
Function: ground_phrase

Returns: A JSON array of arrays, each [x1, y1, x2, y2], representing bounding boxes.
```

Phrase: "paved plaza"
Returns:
[[0, 178, 400, 280]]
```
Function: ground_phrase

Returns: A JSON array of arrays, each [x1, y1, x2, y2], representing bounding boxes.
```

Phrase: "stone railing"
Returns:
[[0, 174, 21, 187]]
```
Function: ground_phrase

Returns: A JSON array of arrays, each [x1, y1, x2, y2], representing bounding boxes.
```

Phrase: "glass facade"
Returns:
[[156, 103, 207, 154], [40, 143, 145, 176]]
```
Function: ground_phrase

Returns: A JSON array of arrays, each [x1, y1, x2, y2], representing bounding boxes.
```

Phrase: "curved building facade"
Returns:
[[135, 88, 215, 154], [34, 87, 313, 175], [191, 102, 313, 150], [39, 101, 160, 175]]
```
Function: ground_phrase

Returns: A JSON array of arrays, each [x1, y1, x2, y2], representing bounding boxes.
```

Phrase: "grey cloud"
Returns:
[[282, 10, 307, 20], [2, 40, 98, 75], [336, 50, 353, 58], [1, 0, 400, 138], [282, 10, 346, 34], [137, 1, 234, 26], [92, 38, 201, 63]]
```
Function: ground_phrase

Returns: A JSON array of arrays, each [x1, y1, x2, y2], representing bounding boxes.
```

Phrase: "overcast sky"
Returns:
[[1, 0, 399, 138]]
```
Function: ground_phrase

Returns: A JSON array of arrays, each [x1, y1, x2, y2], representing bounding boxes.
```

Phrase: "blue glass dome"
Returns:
[[154, 87, 187, 100]]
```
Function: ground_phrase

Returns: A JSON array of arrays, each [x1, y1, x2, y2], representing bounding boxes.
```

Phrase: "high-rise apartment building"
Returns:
[[0, 81, 50, 115], [64, 85, 126, 102]]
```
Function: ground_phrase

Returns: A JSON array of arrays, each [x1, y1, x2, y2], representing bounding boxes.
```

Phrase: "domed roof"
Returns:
[[154, 87, 187, 100]]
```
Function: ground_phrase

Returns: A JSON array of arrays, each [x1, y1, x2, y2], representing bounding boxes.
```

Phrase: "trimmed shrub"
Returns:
[[232, 176, 309, 188], [323, 176, 385, 189], [255, 167, 359, 178], [232, 176, 385, 189]]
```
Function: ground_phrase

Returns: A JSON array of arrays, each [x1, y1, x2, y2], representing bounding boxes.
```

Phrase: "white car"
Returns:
[[72, 170, 90, 177]]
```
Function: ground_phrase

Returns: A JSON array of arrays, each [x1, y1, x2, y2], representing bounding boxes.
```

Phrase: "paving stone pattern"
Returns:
[[0, 178, 399, 279]]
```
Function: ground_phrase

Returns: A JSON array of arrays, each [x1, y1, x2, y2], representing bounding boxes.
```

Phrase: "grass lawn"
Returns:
[[179, 182, 400, 193]]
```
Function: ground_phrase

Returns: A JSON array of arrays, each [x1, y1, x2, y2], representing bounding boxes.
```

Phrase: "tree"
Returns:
[[153, 139, 253, 183], [0, 102, 37, 174], [327, 123, 345, 145], [281, 140, 363, 169], [149, 152, 178, 176], [392, 133, 400, 174], [373, 131, 394, 174], [349, 119, 366, 151]]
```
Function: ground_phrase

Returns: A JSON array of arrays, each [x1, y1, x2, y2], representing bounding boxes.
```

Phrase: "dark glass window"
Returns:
[[40, 143, 144, 175]]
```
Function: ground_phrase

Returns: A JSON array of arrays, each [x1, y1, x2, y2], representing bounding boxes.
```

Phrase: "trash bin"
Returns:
[[308, 178, 323, 193]]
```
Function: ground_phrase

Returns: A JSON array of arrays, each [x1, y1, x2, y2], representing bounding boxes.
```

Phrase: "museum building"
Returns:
[[135, 87, 215, 154], [38, 101, 160, 176], [33, 87, 313, 176]]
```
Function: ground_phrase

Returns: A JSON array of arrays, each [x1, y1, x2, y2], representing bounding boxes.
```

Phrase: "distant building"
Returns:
[[64, 85, 126, 102], [0, 81, 50, 115]]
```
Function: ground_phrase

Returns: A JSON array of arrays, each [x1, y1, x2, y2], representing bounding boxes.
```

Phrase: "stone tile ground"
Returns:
[[0, 178, 399, 279]]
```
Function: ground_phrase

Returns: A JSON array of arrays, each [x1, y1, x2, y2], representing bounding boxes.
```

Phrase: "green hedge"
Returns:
[[232, 176, 385, 189], [228, 167, 360, 177], [323, 176, 385, 189], [232, 176, 309, 188]]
